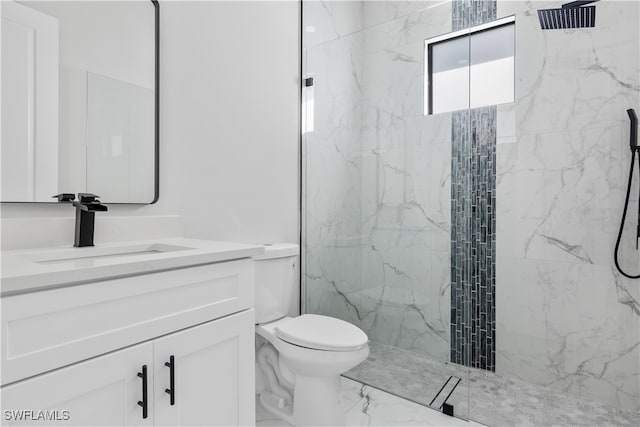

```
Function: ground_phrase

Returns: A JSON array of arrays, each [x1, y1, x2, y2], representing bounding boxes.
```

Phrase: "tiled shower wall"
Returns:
[[452, 0, 495, 29], [450, 107, 497, 370], [449, 0, 497, 371], [303, 0, 640, 412], [302, 1, 364, 325], [494, 0, 639, 411]]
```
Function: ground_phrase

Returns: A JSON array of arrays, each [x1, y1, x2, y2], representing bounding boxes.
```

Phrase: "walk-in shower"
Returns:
[[301, 1, 639, 425]]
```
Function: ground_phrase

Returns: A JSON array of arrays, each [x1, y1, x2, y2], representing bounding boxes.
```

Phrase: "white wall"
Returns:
[[1, 1, 301, 246]]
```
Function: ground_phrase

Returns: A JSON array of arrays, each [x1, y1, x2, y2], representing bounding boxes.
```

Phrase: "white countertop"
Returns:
[[1, 238, 265, 297]]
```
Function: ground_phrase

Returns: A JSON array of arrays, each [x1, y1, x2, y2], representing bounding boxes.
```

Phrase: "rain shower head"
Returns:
[[537, 0, 598, 30]]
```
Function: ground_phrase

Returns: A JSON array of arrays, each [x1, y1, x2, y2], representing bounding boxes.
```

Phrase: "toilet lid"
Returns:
[[275, 314, 368, 352]]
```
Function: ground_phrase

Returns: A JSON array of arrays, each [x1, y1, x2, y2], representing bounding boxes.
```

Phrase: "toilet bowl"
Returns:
[[253, 244, 369, 426]]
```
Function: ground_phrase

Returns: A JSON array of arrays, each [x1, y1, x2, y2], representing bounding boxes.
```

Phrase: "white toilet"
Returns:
[[254, 243, 369, 426]]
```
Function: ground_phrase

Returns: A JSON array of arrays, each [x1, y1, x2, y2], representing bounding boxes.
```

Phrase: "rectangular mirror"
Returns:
[[1, 0, 159, 204]]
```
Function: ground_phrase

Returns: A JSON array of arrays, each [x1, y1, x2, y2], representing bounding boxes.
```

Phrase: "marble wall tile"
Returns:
[[496, 126, 625, 265], [343, 377, 481, 427], [496, 257, 640, 411], [304, 243, 363, 326], [303, 23, 364, 324], [360, 143, 451, 233], [359, 3, 452, 149], [362, 1, 444, 30], [302, 1, 363, 49], [493, 0, 640, 411], [356, 229, 451, 360], [498, 0, 640, 136]]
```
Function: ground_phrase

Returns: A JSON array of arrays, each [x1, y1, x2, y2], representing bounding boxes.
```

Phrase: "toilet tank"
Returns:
[[254, 243, 299, 324]]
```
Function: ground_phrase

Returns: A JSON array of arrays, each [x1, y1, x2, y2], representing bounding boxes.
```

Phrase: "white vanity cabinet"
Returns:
[[2, 341, 155, 426], [153, 311, 254, 426], [2, 311, 254, 426], [1, 248, 260, 427]]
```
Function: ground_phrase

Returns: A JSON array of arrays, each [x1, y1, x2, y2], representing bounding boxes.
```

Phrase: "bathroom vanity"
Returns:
[[0, 239, 262, 426]]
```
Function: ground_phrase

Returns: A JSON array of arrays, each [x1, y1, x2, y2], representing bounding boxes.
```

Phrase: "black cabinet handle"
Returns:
[[137, 365, 148, 419], [164, 355, 175, 405]]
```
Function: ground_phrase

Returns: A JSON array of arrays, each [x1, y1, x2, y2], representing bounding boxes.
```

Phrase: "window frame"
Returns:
[[424, 15, 515, 115]]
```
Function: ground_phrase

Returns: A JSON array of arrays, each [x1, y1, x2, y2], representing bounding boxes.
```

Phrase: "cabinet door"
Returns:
[[1, 342, 153, 426], [153, 310, 255, 426]]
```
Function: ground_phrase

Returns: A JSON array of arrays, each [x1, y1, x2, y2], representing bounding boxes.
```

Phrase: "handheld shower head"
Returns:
[[628, 108, 638, 151], [615, 108, 640, 278]]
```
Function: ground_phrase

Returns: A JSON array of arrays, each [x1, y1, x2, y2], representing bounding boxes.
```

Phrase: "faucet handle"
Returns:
[[52, 193, 75, 202], [78, 193, 100, 203]]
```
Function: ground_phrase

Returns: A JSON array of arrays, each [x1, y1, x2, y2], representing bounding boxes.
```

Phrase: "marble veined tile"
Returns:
[[303, 1, 363, 49], [496, 257, 640, 412], [363, 1, 450, 31], [344, 379, 482, 427], [496, 126, 633, 267], [255, 375, 482, 427], [345, 342, 469, 417], [355, 240, 451, 361], [500, 0, 640, 136]]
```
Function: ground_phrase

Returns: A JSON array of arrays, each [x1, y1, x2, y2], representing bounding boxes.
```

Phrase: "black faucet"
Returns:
[[72, 193, 108, 247], [53, 193, 108, 247]]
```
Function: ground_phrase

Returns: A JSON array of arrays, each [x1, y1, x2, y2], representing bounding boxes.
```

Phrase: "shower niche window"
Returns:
[[425, 16, 515, 115]]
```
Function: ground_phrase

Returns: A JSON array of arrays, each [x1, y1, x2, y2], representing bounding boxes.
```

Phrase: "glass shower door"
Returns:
[[301, 0, 474, 421]]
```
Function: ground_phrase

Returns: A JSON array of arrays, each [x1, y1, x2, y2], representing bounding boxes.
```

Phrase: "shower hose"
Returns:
[[614, 108, 639, 279]]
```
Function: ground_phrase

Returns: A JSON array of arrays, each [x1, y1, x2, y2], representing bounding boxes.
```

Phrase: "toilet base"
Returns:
[[258, 392, 295, 425], [293, 375, 343, 426], [255, 318, 369, 426], [258, 374, 345, 427]]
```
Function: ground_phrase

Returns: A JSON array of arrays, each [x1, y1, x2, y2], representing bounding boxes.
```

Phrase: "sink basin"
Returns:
[[22, 243, 192, 266]]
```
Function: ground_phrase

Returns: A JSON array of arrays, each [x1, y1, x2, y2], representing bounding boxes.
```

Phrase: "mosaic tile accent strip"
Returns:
[[452, 0, 497, 31], [449, 0, 498, 372], [451, 107, 497, 371]]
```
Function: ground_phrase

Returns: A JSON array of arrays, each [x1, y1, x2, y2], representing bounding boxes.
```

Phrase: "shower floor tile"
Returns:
[[344, 340, 470, 415], [344, 342, 640, 427], [255, 376, 482, 427]]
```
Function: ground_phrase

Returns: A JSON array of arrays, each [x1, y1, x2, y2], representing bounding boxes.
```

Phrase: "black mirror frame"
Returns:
[[1, 0, 160, 205], [151, 0, 159, 204]]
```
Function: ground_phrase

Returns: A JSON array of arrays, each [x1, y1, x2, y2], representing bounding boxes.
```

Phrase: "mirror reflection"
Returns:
[[1, 0, 157, 203]]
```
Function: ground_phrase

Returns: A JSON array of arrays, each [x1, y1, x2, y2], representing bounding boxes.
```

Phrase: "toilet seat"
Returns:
[[275, 314, 368, 351]]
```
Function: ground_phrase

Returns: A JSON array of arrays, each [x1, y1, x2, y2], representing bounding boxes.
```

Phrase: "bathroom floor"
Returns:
[[345, 342, 640, 427], [256, 376, 482, 427]]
